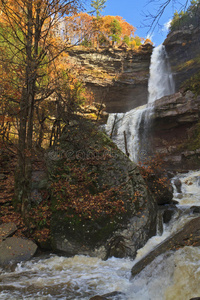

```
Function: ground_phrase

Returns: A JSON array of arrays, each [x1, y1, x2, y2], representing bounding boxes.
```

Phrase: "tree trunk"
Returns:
[[15, 0, 35, 226]]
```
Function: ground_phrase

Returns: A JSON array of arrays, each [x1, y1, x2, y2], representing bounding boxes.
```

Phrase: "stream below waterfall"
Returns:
[[0, 45, 198, 300], [1, 170, 200, 300]]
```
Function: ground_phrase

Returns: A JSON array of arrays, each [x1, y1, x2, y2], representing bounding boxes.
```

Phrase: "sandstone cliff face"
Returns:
[[67, 45, 153, 113], [164, 27, 200, 91], [149, 91, 200, 171]]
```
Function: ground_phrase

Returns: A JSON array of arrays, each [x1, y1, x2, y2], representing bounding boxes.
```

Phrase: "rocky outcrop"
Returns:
[[48, 117, 157, 259], [148, 91, 200, 171], [164, 27, 200, 91], [67, 45, 153, 113], [0, 222, 17, 241], [131, 216, 200, 278], [0, 223, 37, 266]]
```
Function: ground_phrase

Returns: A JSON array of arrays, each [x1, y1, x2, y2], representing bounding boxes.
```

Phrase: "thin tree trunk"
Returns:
[[123, 130, 129, 157], [16, 0, 34, 226]]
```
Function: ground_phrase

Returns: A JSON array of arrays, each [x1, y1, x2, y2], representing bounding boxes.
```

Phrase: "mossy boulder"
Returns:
[[47, 118, 157, 259]]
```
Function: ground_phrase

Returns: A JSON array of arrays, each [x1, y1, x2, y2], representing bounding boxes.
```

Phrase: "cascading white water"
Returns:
[[1, 170, 200, 299], [148, 44, 175, 104], [105, 105, 147, 162], [105, 44, 175, 162]]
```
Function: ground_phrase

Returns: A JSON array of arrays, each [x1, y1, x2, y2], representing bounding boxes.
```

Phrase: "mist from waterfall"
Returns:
[[105, 44, 175, 162]]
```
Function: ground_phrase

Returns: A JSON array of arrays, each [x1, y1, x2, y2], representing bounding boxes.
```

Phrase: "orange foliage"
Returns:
[[64, 12, 151, 48], [138, 154, 170, 200]]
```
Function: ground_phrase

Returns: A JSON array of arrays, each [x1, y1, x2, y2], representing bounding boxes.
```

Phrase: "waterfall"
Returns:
[[148, 44, 175, 104], [105, 44, 175, 162], [105, 105, 147, 162]]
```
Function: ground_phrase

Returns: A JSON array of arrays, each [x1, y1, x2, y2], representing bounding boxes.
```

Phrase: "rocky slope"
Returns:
[[67, 44, 153, 113]]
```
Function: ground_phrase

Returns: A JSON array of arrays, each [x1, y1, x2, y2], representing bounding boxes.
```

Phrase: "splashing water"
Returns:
[[1, 171, 200, 299], [173, 170, 200, 207]]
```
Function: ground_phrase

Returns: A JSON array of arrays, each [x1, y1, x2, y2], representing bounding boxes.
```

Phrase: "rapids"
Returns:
[[1, 171, 200, 299]]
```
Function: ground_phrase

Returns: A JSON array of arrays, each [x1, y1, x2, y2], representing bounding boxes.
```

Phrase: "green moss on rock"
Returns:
[[47, 117, 157, 259]]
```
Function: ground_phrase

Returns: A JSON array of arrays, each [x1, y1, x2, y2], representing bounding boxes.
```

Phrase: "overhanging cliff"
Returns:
[[67, 44, 153, 113]]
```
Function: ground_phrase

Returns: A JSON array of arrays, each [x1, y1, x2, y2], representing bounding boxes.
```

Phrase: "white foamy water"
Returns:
[[0, 255, 132, 299], [1, 170, 200, 300], [128, 246, 200, 300], [1, 247, 200, 300], [148, 44, 175, 104], [105, 105, 147, 162], [173, 170, 200, 207]]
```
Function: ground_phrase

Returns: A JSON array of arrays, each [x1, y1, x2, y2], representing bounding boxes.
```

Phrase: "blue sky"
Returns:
[[86, 0, 190, 46]]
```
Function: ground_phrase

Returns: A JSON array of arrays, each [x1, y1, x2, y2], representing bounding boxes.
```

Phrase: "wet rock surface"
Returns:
[[173, 178, 182, 193], [90, 291, 126, 300], [162, 206, 177, 224], [131, 216, 200, 278]]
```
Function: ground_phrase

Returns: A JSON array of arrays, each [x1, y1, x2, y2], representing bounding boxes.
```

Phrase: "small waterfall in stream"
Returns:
[[1, 170, 200, 299], [105, 44, 175, 162]]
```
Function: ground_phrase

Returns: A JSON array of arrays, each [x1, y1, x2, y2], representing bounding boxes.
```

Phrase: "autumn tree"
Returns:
[[0, 0, 82, 225], [64, 12, 93, 45]]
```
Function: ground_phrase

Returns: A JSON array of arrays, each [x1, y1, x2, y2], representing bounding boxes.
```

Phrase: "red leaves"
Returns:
[[51, 161, 126, 220], [138, 154, 170, 196]]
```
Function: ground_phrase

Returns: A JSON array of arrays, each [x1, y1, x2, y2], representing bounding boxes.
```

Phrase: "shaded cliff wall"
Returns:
[[149, 91, 200, 171], [67, 45, 153, 113], [164, 27, 200, 91]]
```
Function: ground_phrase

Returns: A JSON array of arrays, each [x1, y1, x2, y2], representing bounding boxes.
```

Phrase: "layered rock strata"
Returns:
[[164, 27, 200, 91], [148, 91, 200, 171], [67, 45, 153, 113]]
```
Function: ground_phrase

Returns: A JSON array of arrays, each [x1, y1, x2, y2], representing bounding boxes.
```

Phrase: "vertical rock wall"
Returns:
[[67, 45, 153, 113]]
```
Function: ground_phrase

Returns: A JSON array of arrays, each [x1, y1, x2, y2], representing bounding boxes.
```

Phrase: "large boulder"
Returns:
[[47, 118, 157, 259], [0, 237, 37, 266]]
